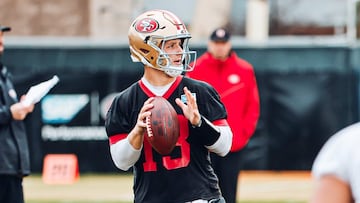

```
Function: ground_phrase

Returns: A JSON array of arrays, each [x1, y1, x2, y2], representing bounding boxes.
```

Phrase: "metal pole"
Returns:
[[245, 0, 269, 43], [347, 0, 360, 43]]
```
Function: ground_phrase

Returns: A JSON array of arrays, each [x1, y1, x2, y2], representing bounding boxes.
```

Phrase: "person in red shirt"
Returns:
[[187, 28, 260, 203]]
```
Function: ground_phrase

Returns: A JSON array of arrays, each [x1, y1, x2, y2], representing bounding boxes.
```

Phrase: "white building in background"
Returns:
[[0, 0, 357, 43]]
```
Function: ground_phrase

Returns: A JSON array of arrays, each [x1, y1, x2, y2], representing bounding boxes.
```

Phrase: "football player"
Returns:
[[311, 122, 360, 203], [105, 9, 233, 203]]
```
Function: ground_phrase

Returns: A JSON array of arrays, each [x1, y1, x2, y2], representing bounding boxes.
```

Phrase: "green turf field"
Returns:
[[24, 172, 312, 203], [27, 201, 305, 203]]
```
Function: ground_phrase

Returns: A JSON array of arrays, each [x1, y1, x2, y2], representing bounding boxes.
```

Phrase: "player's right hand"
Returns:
[[135, 97, 155, 134], [128, 97, 154, 150]]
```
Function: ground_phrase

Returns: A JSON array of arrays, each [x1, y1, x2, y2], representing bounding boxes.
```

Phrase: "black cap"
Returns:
[[210, 28, 230, 42], [0, 25, 11, 32]]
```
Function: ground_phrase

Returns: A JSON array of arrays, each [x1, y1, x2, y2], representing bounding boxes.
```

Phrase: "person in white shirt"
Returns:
[[310, 122, 360, 203]]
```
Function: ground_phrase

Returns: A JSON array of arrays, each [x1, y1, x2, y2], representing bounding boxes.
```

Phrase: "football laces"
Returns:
[[145, 116, 153, 137]]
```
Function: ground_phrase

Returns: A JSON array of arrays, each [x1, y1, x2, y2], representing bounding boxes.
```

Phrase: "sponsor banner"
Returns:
[[41, 125, 107, 141]]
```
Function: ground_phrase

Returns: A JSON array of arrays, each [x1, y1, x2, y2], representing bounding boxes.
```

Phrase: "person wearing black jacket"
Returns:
[[0, 24, 34, 203]]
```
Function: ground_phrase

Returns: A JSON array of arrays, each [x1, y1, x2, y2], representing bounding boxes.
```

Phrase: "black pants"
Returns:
[[0, 175, 24, 203], [211, 151, 243, 203]]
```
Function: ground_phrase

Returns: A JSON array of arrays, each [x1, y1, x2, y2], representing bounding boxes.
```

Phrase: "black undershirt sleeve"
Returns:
[[191, 116, 220, 146]]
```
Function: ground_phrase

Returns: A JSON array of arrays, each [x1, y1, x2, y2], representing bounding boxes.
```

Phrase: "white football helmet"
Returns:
[[128, 9, 196, 77]]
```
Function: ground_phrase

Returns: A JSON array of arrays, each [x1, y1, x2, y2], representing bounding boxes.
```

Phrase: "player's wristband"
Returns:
[[191, 117, 202, 128], [191, 116, 220, 146]]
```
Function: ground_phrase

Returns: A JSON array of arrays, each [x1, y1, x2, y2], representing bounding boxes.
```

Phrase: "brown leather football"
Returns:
[[145, 96, 180, 155]]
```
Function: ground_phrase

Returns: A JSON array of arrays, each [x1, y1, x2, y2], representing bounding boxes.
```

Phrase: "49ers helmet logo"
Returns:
[[135, 18, 159, 33]]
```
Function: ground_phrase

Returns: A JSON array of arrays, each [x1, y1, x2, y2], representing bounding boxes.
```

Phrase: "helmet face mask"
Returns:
[[128, 10, 196, 76]]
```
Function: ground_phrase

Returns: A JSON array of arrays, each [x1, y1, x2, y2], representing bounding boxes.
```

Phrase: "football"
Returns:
[[145, 96, 180, 155]]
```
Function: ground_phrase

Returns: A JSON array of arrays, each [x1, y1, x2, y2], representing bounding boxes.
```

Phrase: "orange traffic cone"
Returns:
[[42, 154, 79, 184]]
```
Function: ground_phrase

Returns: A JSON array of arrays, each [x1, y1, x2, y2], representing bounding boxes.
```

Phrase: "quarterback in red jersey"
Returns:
[[187, 28, 260, 203], [105, 10, 232, 203]]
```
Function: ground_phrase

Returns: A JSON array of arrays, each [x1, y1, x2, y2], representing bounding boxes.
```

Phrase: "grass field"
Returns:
[[27, 201, 305, 203], [24, 171, 313, 203]]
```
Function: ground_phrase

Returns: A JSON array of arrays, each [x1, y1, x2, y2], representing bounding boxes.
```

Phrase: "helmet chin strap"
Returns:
[[164, 65, 183, 77]]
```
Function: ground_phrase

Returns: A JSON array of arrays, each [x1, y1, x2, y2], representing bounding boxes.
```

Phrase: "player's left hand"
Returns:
[[175, 86, 201, 126]]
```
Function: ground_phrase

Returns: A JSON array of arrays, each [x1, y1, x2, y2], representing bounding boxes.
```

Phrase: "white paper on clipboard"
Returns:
[[22, 75, 60, 107]]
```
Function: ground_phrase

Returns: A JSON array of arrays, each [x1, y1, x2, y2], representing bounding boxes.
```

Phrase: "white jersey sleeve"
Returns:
[[311, 122, 360, 202], [206, 125, 232, 157], [110, 137, 142, 171]]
